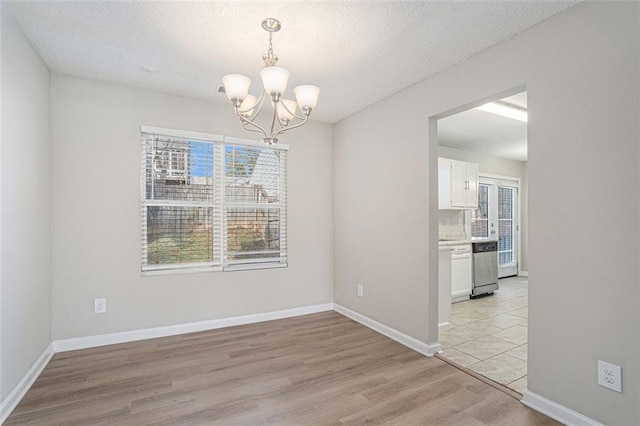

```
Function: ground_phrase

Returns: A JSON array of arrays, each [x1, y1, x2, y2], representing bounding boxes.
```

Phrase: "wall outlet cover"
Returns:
[[94, 297, 107, 314], [357, 284, 364, 298], [598, 360, 622, 393]]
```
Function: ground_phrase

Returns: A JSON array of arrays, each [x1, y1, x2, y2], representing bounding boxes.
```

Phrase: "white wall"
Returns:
[[50, 74, 333, 340], [438, 145, 528, 271], [333, 2, 639, 425], [1, 10, 52, 399], [520, 162, 528, 273]]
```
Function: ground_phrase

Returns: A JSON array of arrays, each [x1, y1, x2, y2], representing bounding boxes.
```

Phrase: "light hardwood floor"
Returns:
[[7, 311, 557, 425]]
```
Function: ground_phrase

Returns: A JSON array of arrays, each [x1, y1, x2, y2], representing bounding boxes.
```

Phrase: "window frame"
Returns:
[[140, 125, 289, 276]]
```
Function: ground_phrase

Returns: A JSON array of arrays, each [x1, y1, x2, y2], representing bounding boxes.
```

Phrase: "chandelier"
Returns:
[[221, 18, 320, 145]]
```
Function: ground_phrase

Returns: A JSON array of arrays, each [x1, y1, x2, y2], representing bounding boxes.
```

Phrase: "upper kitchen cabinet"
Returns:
[[438, 158, 479, 209]]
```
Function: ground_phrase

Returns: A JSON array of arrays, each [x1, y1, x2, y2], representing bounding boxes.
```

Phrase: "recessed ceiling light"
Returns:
[[477, 102, 527, 122]]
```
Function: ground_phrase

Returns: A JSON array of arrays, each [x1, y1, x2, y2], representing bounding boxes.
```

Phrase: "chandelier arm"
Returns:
[[253, 91, 267, 120], [241, 122, 268, 135], [280, 100, 307, 121], [244, 91, 267, 122], [234, 107, 268, 137], [269, 106, 279, 139], [273, 114, 309, 138]]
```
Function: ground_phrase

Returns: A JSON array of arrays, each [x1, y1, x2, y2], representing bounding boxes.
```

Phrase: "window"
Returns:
[[141, 126, 288, 273]]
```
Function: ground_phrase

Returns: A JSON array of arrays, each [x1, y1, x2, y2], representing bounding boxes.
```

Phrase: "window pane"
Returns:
[[498, 186, 515, 265], [146, 138, 214, 202], [146, 206, 213, 265], [499, 251, 513, 265], [498, 187, 513, 220], [225, 145, 281, 204], [471, 184, 489, 238], [226, 208, 281, 261]]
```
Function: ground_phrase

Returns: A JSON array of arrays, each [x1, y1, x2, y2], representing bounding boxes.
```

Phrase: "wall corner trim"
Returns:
[[333, 304, 441, 356], [0, 343, 55, 424], [521, 390, 604, 426], [54, 303, 334, 353]]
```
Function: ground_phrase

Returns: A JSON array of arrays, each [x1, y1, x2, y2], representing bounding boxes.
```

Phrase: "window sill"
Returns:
[[141, 262, 288, 277], [224, 263, 288, 272], [142, 266, 223, 277]]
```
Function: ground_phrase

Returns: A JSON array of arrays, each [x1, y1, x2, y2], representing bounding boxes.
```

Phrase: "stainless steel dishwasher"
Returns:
[[471, 241, 498, 297]]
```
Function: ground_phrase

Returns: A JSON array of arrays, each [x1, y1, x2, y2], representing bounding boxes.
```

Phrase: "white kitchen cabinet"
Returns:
[[451, 245, 472, 302], [438, 158, 479, 209]]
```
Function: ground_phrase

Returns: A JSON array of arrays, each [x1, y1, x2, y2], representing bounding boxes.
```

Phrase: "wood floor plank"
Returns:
[[6, 311, 558, 425]]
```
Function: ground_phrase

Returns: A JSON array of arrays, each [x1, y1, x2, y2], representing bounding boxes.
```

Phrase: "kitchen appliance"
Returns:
[[471, 241, 498, 297]]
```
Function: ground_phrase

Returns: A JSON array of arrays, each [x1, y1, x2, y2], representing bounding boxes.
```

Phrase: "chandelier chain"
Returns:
[[263, 29, 278, 66]]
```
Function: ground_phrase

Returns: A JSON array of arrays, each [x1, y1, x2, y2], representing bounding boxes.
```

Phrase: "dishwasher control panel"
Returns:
[[472, 241, 497, 253]]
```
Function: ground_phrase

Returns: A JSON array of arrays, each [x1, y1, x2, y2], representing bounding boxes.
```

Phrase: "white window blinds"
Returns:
[[141, 127, 288, 273]]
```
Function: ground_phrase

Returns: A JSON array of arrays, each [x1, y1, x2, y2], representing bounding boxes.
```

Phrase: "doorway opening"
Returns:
[[435, 90, 529, 393]]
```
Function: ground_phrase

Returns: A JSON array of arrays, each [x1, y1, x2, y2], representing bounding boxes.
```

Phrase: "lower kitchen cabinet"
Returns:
[[451, 244, 472, 302]]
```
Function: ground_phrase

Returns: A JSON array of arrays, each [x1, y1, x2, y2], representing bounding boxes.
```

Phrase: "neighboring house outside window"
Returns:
[[141, 126, 288, 273]]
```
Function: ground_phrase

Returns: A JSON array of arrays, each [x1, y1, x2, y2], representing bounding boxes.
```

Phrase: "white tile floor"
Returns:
[[440, 276, 528, 393]]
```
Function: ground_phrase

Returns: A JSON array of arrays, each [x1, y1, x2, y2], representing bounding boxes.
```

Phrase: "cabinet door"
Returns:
[[465, 163, 479, 208], [451, 255, 472, 298], [450, 162, 467, 207]]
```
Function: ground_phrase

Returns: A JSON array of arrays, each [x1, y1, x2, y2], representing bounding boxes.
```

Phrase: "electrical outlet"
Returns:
[[598, 360, 622, 393], [94, 298, 107, 314], [357, 284, 364, 298]]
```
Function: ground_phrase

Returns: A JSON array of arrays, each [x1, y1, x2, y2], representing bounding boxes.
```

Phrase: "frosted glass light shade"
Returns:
[[277, 99, 298, 125], [294, 85, 320, 111], [222, 74, 251, 101], [239, 95, 258, 118], [260, 67, 290, 96]]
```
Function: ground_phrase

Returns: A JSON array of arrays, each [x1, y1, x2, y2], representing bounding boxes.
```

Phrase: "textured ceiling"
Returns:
[[438, 92, 528, 162], [5, 1, 577, 123]]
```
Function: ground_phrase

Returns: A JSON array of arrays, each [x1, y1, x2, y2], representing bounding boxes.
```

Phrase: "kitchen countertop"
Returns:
[[438, 239, 498, 246], [438, 239, 472, 246]]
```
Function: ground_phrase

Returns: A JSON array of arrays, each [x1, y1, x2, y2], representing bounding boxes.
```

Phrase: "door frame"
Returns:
[[478, 173, 522, 277], [429, 83, 527, 349]]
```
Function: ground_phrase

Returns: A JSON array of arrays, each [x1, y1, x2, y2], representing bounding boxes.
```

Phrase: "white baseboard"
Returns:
[[522, 390, 603, 426], [54, 303, 334, 352], [0, 343, 54, 424], [333, 304, 441, 356], [438, 322, 451, 332], [519, 270, 529, 277]]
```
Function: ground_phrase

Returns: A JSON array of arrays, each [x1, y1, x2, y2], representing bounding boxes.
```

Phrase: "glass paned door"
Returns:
[[498, 186, 518, 277]]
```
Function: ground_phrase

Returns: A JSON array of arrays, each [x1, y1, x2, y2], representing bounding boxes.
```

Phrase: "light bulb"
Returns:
[[239, 95, 258, 118], [277, 99, 298, 125], [294, 85, 320, 113], [222, 74, 251, 103], [260, 67, 290, 98]]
